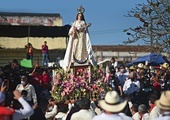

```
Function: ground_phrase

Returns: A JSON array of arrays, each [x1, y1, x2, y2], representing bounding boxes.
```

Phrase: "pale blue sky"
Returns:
[[0, 0, 147, 45]]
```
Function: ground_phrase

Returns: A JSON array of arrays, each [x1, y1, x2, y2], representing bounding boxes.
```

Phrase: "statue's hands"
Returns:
[[73, 26, 77, 32], [86, 23, 91, 27]]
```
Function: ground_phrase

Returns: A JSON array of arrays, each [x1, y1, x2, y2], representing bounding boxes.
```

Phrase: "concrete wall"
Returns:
[[0, 37, 67, 49]]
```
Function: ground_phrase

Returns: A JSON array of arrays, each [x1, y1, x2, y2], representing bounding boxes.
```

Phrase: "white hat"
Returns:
[[155, 90, 170, 110], [138, 63, 144, 68], [99, 91, 127, 112], [0, 92, 5, 103], [129, 66, 136, 70], [160, 63, 169, 69]]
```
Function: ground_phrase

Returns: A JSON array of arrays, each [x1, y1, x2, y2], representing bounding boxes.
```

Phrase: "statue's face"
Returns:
[[78, 14, 82, 20]]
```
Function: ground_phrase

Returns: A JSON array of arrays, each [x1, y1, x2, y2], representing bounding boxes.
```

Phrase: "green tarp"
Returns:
[[20, 59, 32, 68]]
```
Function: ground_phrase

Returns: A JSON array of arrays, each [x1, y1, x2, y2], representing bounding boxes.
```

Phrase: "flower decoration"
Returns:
[[51, 66, 112, 102]]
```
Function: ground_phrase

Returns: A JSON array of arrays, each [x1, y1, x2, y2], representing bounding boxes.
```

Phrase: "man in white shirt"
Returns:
[[13, 90, 34, 120], [45, 97, 58, 120], [133, 104, 149, 120], [130, 104, 139, 120], [123, 72, 140, 95], [16, 75, 38, 108], [71, 97, 95, 120], [116, 64, 129, 87], [148, 93, 160, 120]]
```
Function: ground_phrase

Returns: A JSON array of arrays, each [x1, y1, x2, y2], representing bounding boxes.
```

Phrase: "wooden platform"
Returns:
[[70, 62, 92, 76]]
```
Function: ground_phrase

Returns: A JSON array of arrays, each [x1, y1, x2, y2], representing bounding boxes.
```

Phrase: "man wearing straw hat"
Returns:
[[92, 91, 133, 120], [154, 90, 170, 120]]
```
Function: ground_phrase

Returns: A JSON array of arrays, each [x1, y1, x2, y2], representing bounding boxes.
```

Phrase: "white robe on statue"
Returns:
[[63, 20, 96, 71]]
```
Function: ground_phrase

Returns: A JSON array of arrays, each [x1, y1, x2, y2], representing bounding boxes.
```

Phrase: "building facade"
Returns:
[[92, 45, 169, 64], [0, 12, 68, 49]]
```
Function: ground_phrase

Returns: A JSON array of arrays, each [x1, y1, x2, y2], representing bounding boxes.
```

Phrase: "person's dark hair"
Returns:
[[76, 13, 85, 21], [74, 99, 81, 109], [28, 43, 32, 46], [21, 90, 28, 97], [149, 93, 160, 104], [58, 104, 68, 113], [130, 72, 137, 81], [79, 97, 90, 109], [131, 104, 138, 112], [44, 41, 47, 44], [20, 75, 29, 83], [111, 57, 115, 61], [12, 59, 18, 64], [111, 57, 115, 60]]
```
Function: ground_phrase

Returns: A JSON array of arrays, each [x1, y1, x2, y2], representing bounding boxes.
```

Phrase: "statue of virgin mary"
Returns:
[[63, 6, 96, 71]]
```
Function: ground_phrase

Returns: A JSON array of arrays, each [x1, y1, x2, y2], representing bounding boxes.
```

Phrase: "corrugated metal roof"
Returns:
[[0, 12, 61, 17]]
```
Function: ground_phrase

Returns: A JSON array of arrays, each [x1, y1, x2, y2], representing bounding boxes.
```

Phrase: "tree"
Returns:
[[123, 0, 170, 52]]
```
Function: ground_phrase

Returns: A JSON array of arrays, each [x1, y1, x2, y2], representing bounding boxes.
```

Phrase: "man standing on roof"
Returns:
[[42, 41, 49, 67]]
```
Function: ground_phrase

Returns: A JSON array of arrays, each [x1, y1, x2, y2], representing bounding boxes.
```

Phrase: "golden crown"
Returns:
[[77, 5, 85, 13]]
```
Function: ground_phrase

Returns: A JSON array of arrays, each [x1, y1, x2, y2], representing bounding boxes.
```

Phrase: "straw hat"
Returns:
[[160, 63, 169, 69], [155, 90, 170, 110], [99, 91, 127, 112], [129, 66, 136, 70], [138, 63, 144, 68], [167, 67, 170, 72]]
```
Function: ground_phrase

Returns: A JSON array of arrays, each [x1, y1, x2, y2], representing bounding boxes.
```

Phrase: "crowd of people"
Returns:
[[0, 56, 170, 120], [1, 5, 170, 120]]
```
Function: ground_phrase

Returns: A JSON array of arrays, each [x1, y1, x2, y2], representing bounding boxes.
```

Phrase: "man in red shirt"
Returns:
[[42, 41, 49, 67], [42, 70, 50, 85]]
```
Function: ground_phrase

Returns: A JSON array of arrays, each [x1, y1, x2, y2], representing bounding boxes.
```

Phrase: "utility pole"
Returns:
[[27, 25, 30, 44]]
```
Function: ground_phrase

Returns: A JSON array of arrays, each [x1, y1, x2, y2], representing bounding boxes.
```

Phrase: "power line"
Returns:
[[90, 28, 123, 33], [89, 28, 124, 35]]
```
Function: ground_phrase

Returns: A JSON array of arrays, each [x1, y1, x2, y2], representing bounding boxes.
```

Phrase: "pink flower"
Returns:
[[51, 67, 113, 101], [92, 84, 97, 89], [64, 87, 68, 92], [61, 91, 65, 97], [98, 88, 103, 93]]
